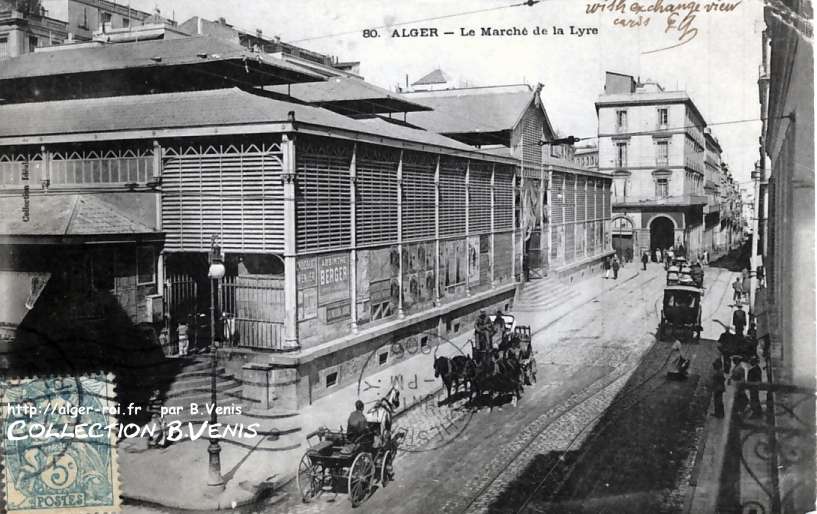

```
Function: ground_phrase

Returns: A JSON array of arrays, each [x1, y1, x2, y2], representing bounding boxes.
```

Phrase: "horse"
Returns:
[[434, 355, 469, 399], [467, 350, 523, 411], [366, 385, 400, 448]]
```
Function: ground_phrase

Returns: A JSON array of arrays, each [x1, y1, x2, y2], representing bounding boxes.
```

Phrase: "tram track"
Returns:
[[453, 266, 732, 514]]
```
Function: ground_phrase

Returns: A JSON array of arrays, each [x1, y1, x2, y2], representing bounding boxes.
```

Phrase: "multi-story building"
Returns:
[[0, 0, 68, 59], [573, 144, 599, 170], [41, 0, 154, 41], [596, 72, 709, 260], [178, 16, 361, 78]]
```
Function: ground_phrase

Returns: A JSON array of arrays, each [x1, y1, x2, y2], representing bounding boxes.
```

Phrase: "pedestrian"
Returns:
[[711, 358, 726, 418], [747, 357, 763, 418], [733, 304, 747, 336], [625, 247, 633, 264], [730, 357, 749, 417], [732, 276, 744, 304], [742, 272, 751, 303], [717, 326, 734, 373], [756, 265, 765, 287], [603, 256, 611, 279], [612, 255, 620, 279], [654, 248, 660, 263], [177, 321, 189, 357], [677, 244, 686, 257], [704, 250, 709, 265], [641, 250, 649, 270]]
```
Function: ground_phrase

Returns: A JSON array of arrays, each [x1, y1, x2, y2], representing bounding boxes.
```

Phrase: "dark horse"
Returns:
[[434, 355, 470, 399], [467, 349, 523, 410]]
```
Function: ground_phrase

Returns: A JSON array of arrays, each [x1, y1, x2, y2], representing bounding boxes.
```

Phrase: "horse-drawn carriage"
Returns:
[[297, 390, 405, 507], [658, 285, 703, 342]]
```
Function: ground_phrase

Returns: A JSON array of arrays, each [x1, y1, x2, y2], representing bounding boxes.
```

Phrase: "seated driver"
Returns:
[[346, 400, 368, 442]]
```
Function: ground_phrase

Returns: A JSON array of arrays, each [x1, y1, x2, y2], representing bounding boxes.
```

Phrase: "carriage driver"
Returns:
[[347, 400, 368, 442], [474, 310, 493, 360]]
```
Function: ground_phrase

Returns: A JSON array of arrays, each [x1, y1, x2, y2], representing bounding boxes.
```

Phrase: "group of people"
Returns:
[[732, 269, 752, 304], [474, 309, 510, 359], [712, 319, 764, 419], [602, 254, 621, 279], [638, 244, 710, 271]]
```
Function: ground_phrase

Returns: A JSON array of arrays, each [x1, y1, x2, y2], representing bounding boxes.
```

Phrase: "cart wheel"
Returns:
[[379, 450, 395, 486], [297, 454, 321, 503], [348, 452, 375, 507]]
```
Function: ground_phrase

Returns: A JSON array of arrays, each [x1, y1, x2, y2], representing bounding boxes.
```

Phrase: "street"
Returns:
[[179, 257, 735, 514]]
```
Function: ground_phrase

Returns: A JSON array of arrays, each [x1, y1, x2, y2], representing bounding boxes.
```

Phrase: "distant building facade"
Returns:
[[41, 0, 154, 41], [596, 72, 709, 260], [573, 144, 599, 170], [0, 0, 68, 59]]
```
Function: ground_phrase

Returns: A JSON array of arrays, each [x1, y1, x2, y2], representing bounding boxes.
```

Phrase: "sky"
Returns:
[[125, 0, 765, 190]]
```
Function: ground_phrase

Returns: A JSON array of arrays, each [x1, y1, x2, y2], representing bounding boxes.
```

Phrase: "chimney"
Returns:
[[256, 28, 262, 39], [218, 17, 227, 25]]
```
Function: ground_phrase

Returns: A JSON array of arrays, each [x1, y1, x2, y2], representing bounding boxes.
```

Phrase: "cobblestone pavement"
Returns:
[[251, 266, 672, 514]]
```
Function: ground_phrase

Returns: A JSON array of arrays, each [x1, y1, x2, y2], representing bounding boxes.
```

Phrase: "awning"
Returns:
[[0, 271, 51, 329]]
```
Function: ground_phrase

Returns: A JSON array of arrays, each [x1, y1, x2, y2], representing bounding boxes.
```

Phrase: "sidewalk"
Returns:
[[119, 265, 644, 510]]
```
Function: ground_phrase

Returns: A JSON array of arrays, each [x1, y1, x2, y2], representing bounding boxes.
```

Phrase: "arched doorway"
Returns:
[[650, 216, 675, 252], [611, 216, 634, 262]]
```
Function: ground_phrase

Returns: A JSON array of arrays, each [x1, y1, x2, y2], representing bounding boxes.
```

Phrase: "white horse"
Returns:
[[366, 385, 400, 447]]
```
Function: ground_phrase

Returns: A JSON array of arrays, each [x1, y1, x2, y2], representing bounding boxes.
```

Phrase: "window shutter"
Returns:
[[402, 151, 437, 241], [356, 144, 399, 246], [439, 157, 466, 237], [296, 138, 353, 252], [494, 166, 514, 230], [469, 161, 492, 234]]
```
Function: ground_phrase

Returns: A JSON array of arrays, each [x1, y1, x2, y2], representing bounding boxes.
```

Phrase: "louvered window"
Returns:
[[296, 138, 353, 252], [162, 142, 284, 253], [603, 182, 611, 218], [565, 222, 575, 263], [0, 151, 43, 186], [402, 151, 436, 241], [469, 161, 492, 234], [588, 179, 597, 220], [494, 166, 514, 230], [439, 157, 466, 237], [577, 176, 587, 222], [564, 175, 576, 223], [356, 144, 398, 246], [596, 182, 603, 220], [551, 173, 564, 224]]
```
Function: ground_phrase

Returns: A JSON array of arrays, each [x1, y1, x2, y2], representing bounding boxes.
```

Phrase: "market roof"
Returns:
[[402, 84, 555, 146], [412, 69, 450, 86], [267, 77, 432, 116], [0, 36, 324, 102], [0, 88, 518, 164], [0, 194, 160, 242]]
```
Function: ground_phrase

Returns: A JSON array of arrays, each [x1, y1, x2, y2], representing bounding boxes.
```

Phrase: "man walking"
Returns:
[[733, 304, 747, 336], [641, 250, 649, 270], [603, 256, 611, 279], [717, 327, 734, 373], [732, 276, 744, 304], [612, 255, 620, 279]]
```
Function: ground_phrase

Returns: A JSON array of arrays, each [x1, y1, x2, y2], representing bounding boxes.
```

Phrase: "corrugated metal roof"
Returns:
[[0, 88, 512, 159], [268, 77, 431, 114], [0, 36, 321, 82], [0, 195, 156, 236], [402, 85, 536, 134]]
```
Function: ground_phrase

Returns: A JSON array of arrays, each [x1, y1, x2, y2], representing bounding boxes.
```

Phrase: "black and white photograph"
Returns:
[[0, 0, 813, 513]]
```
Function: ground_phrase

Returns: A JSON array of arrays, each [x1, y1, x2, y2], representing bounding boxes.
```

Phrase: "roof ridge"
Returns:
[[0, 87, 242, 109]]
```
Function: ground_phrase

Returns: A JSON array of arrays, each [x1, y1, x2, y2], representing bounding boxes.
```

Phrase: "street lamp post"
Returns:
[[207, 236, 226, 491]]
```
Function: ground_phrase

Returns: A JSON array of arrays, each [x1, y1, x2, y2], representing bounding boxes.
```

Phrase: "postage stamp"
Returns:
[[1, 373, 121, 514]]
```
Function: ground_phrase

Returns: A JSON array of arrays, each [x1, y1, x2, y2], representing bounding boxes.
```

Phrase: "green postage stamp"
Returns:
[[1, 374, 121, 514]]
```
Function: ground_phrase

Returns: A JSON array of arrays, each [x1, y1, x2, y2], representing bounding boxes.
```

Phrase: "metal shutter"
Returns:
[[296, 138, 353, 252], [565, 220, 575, 263], [577, 176, 587, 222], [522, 111, 542, 170], [603, 182, 610, 218], [402, 151, 436, 241], [469, 161, 492, 234], [564, 174, 576, 223], [596, 181, 603, 220], [588, 179, 597, 220], [494, 166, 514, 230], [439, 157, 466, 237], [551, 173, 564, 224], [356, 144, 399, 246], [162, 142, 284, 253]]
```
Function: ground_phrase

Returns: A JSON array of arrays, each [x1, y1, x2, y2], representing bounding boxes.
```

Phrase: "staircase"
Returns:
[[514, 275, 580, 312], [145, 355, 304, 452]]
